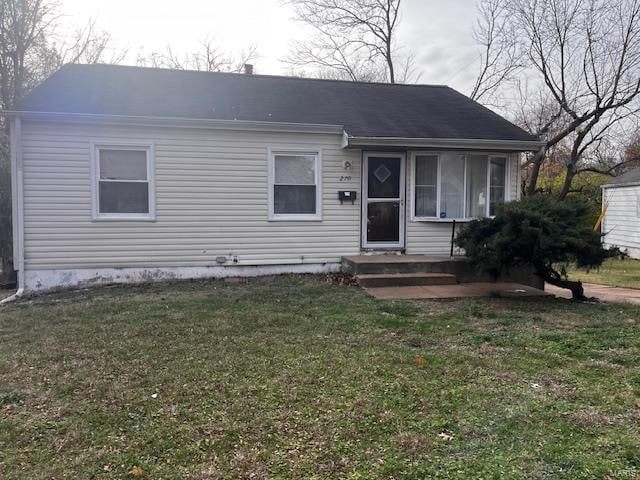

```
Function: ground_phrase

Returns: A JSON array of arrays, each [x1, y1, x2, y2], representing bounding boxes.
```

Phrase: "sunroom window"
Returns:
[[489, 157, 507, 215], [413, 153, 508, 220], [414, 154, 438, 217], [440, 154, 465, 219]]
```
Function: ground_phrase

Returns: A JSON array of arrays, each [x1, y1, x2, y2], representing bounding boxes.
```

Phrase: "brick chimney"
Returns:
[[244, 64, 254, 75]]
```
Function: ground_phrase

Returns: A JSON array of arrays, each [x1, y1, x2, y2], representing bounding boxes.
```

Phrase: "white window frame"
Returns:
[[90, 142, 156, 221], [410, 152, 511, 222], [267, 148, 323, 221]]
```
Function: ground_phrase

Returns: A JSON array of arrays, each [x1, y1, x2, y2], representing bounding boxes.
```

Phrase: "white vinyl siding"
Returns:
[[602, 185, 640, 259], [21, 121, 361, 270], [21, 119, 525, 269], [406, 153, 520, 255]]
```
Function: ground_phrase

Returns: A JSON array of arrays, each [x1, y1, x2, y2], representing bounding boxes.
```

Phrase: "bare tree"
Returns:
[[137, 38, 258, 73], [0, 0, 121, 280], [283, 0, 417, 83], [56, 19, 127, 66], [0, 0, 57, 106], [470, 0, 522, 104], [473, 0, 640, 198], [624, 128, 640, 166], [0, 0, 57, 281], [285, 35, 387, 82]]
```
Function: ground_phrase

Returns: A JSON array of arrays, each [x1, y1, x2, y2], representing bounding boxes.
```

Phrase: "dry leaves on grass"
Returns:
[[323, 273, 359, 287], [129, 466, 144, 477]]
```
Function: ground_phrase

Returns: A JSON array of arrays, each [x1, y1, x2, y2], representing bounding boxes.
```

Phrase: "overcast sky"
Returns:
[[58, 0, 481, 94]]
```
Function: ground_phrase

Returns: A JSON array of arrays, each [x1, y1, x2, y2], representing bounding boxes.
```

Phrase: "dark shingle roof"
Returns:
[[17, 64, 536, 141], [604, 168, 640, 187]]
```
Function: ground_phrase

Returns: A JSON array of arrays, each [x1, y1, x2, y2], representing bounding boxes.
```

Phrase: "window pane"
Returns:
[[490, 157, 507, 216], [368, 157, 400, 198], [367, 201, 400, 242], [100, 149, 147, 180], [99, 181, 149, 214], [274, 185, 316, 214], [275, 155, 315, 185], [440, 155, 465, 218], [466, 155, 488, 218], [490, 157, 507, 187], [415, 155, 438, 185], [416, 186, 437, 217], [415, 155, 438, 217]]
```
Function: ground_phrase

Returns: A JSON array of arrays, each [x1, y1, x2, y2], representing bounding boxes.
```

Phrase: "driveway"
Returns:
[[546, 282, 640, 304]]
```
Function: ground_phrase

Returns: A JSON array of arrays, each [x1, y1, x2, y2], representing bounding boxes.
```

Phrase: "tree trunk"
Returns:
[[557, 163, 576, 200], [525, 146, 547, 196], [536, 265, 588, 301], [386, 48, 395, 83]]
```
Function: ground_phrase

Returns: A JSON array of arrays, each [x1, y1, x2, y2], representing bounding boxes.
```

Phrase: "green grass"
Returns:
[[0, 289, 14, 301], [569, 258, 640, 289], [1, 275, 639, 479]]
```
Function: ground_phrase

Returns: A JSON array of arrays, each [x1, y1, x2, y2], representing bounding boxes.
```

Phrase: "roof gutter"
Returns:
[[4, 111, 345, 135], [602, 181, 640, 189], [343, 135, 545, 152]]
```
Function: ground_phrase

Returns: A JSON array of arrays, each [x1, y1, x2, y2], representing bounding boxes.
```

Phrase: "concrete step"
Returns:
[[342, 255, 464, 275], [356, 272, 457, 288]]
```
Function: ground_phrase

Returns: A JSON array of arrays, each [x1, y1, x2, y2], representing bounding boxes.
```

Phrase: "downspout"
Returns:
[[1, 116, 25, 304]]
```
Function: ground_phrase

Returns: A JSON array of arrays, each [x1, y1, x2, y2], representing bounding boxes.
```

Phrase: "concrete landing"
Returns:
[[356, 272, 457, 288], [365, 282, 551, 300], [341, 255, 543, 288]]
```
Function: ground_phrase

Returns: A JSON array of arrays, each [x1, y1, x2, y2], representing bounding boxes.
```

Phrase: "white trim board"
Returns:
[[345, 136, 544, 152], [602, 182, 640, 189], [22, 263, 342, 293]]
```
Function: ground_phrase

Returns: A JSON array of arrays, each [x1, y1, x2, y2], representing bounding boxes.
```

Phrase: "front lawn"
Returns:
[[1, 276, 639, 479], [569, 258, 640, 289], [0, 289, 14, 301]]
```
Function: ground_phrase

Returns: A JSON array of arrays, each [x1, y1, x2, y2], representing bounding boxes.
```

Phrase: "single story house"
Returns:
[[7, 64, 542, 293], [602, 168, 640, 259]]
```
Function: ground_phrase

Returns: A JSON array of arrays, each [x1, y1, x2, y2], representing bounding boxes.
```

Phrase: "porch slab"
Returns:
[[364, 282, 551, 300], [342, 255, 544, 289]]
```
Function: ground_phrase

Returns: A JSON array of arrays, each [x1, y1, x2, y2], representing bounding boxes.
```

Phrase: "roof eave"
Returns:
[[344, 136, 544, 152], [3, 111, 345, 135], [602, 181, 640, 189]]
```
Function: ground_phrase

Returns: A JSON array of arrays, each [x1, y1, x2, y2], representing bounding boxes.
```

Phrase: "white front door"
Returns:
[[362, 152, 406, 249]]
